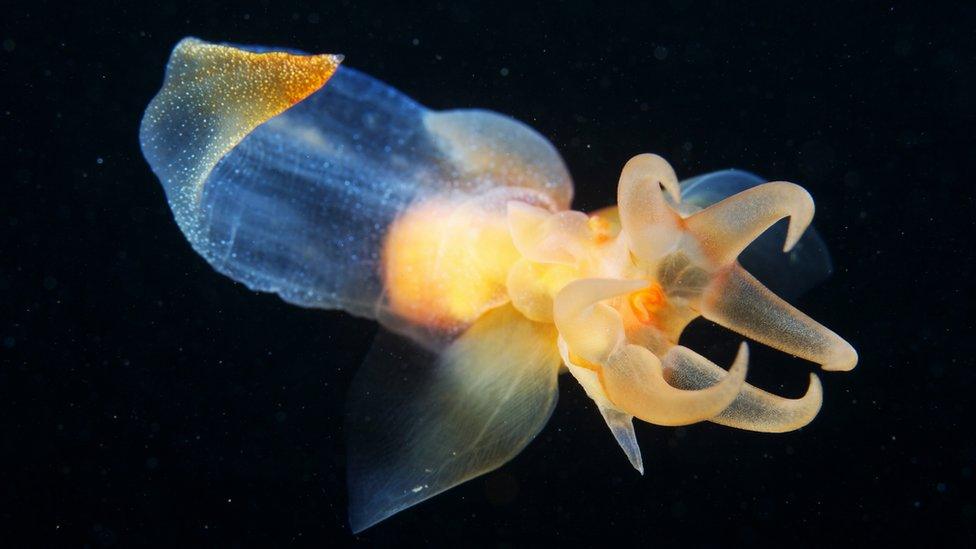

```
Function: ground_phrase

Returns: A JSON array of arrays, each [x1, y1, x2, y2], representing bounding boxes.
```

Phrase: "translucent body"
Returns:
[[141, 38, 858, 533], [141, 38, 570, 324]]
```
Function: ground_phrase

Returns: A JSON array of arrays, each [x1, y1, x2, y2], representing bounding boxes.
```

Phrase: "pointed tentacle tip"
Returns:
[[775, 373, 824, 432], [765, 372, 823, 434], [805, 372, 824, 402], [733, 340, 750, 367], [728, 372, 824, 434], [721, 341, 750, 393], [684, 180, 815, 266], [767, 372, 823, 433], [619, 437, 645, 475], [777, 182, 816, 253]]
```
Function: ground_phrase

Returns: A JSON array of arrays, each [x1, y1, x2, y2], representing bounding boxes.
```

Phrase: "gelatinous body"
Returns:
[[141, 38, 858, 533]]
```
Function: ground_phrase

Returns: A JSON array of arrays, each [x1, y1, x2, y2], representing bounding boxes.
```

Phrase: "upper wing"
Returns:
[[140, 38, 572, 320]]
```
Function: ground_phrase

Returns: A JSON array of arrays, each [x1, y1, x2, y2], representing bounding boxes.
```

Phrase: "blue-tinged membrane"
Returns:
[[198, 66, 438, 318], [144, 54, 572, 322]]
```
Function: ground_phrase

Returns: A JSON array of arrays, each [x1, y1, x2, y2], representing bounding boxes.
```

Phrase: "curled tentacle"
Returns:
[[710, 374, 822, 432], [553, 278, 648, 364], [700, 263, 858, 371], [663, 354, 823, 433], [685, 181, 815, 266], [602, 342, 748, 426], [617, 154, 683, 262]]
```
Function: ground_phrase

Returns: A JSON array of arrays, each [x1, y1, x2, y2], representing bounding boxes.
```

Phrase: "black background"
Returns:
[[2, 1, 975, 546]]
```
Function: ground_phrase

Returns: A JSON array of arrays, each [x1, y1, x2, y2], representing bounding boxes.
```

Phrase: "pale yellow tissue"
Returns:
[[664, 361, 824, 433], [553, 278, 648, 365], [602, 343, 748, 426], [506, 259, 576, 323], [685, 181, 815, 266], [616, 154, 684, 262]]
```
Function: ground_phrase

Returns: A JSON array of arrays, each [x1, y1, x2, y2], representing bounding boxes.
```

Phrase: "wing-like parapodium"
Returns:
[[345, 305, 561, 532], [141, 38, 573, 322]]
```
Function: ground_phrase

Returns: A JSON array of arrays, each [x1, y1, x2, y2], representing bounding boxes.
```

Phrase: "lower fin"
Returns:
[[345, 304, 561, 532], [596, 406, 644, 474]]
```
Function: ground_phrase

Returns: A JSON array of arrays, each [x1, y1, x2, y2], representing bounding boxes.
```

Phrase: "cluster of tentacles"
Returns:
[[505, 154, 857, 471]]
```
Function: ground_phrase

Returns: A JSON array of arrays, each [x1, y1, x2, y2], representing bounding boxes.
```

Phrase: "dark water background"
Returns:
[[2, 1, 974, 546]]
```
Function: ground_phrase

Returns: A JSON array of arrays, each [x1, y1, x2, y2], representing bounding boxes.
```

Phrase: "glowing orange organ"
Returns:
[[382, 199, 523, 329]]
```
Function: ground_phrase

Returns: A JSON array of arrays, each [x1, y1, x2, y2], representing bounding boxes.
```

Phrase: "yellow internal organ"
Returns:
[[627, 283, 668, 326], [384, 200, 523, 329]]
